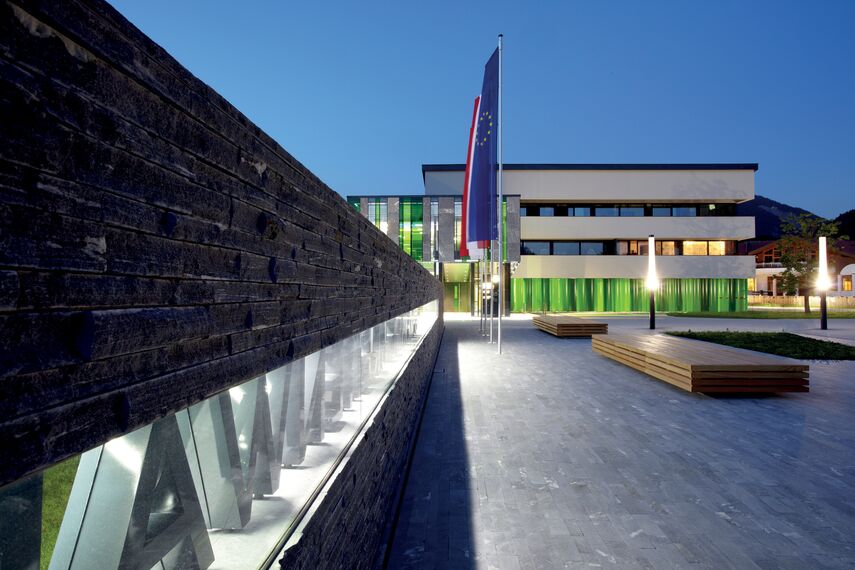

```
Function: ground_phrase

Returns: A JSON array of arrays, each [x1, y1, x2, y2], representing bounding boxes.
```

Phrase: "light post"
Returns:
[[646, 235, 659, 330], [817, 236, 830, 330]]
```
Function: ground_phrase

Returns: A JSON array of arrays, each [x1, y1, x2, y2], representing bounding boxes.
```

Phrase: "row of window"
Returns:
[[521, 240, 736, 256], [520, 204, 734, 218]]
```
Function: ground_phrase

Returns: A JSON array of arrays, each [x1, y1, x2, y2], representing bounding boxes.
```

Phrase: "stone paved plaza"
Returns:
[[387, 316, 855, 569]]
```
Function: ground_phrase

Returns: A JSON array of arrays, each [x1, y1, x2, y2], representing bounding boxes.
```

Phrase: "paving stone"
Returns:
[[388, 317, 855, 569]]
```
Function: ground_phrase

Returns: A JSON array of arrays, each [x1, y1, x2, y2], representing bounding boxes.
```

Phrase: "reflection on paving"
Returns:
[[389, 317, 855, 569]]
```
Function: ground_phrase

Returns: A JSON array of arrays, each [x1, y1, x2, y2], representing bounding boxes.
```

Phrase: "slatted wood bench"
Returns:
[[533, 314, 608, 337], [591, 333, 809, 393]]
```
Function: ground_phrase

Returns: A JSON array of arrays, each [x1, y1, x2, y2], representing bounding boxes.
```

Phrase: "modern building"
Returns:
[[350, 163, 758, 313]]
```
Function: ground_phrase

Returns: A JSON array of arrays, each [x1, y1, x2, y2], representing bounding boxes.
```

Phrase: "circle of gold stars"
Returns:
[[477, 110, 493, 147]]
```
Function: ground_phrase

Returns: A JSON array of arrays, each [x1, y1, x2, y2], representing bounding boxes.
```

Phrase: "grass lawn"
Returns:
[[41, 455, 79, 569], [666, 310, 855, 319], [666, 331, 855, 360]]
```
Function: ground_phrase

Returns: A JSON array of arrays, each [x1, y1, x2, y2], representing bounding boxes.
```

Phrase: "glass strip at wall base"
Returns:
[[0, 301, 439, 570], [510, 278, 748, 313]]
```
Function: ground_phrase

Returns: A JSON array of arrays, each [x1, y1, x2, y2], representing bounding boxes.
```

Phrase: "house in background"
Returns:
[[748, 240, 855, 297]]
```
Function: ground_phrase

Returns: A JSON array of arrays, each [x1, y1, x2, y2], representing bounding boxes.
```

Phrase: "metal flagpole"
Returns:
[[489, 241, 493, 343], [497, 33, 504, 354]]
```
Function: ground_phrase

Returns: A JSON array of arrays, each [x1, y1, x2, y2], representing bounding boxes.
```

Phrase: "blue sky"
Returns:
[[110, 0, 854, 219]]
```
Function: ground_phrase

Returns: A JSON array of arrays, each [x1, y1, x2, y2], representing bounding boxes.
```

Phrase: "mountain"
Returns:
[[736, 195, 814, 239], [834, 209, 855, 239]]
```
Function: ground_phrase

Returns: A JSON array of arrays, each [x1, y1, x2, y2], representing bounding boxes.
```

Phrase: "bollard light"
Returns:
[[646, 235, 658, 330], [817, 236, 830, 330]]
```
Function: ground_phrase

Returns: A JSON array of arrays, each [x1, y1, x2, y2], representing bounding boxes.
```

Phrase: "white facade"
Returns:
[[514, 255, 755, 279], [520, 216, 755, 241], [423, 164, 757, 281], [424, 166, 755, 203]]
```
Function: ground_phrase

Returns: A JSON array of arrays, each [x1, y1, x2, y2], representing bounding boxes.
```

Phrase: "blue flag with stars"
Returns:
[[467, 48, 499, 244]]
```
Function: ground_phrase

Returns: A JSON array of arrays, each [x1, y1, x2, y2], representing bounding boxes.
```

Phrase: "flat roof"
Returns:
[[346, 194, 521, 200], [422, 163, 760, 178]]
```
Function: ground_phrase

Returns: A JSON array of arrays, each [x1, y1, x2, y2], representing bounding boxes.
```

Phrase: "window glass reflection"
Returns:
[[594, 207, 618, 217], [521, 241, 550, 255], [580, 242, 605, 255], [553, 242, 580, 255]]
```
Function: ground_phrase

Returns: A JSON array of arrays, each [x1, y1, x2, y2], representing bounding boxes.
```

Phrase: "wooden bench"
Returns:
[[533, 314, 608, 337], [591, 333, 809, 393]]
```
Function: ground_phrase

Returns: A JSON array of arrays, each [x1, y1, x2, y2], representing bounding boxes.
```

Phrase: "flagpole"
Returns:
[[497, 33, 504, 354], [489, 243, 493, 343]]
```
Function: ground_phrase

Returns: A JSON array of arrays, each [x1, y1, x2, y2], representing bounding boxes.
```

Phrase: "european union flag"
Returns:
[[466, 48, 499, 246]]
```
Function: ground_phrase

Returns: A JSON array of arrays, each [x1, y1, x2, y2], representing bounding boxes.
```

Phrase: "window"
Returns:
[[554, 205, 569, 216], [673, 207, 697, 217], [617, 241, 641, 255], [594, 207, 618, 217], [540, 206, 554, 217], [843, 275, 853, 292], [660, 241, 676, 256], [652, 207, 671, 216], [453, 200, 462, 259], [748, 278, 756, 292], [580, 242, 604, 255], [683, 241, 708, 255], [521, 241, 550, 255], [639, 241, 658, 256], [708, 241, 726, 256], [430, 199, 438, 260], [553, 242, 580, 255], [574, 207, 591, 216], [620, 207, 644, 217]]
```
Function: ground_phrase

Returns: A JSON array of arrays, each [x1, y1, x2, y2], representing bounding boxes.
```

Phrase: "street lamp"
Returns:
[[646, 235, 659, 330], [817, 236, 831, 330]]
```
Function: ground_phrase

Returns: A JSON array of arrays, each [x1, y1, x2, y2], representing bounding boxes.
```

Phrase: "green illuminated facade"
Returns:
[[510, 278, 748, 313], [398, 198, 424, 262], [351, 161, 758, 315]]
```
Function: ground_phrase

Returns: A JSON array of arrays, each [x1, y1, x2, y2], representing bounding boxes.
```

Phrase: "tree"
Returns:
[[778, 213, 846, 313]]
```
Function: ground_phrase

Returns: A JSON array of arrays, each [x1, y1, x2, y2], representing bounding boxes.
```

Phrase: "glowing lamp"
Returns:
[[816, 236, 831, 291], [646, 235, 659, 290]]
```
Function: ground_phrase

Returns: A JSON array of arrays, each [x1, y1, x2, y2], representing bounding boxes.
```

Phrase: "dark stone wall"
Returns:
[[277, 321, 442, 570], [0, 0, 442, 486]]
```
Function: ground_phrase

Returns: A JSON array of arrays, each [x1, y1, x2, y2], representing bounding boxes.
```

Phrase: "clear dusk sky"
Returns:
[[110, 0, 854, 219]]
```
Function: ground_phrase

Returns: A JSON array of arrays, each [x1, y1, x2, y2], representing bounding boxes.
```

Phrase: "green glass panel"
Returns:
[[399, 200, 411, 258], [509, 278, 748, 313], [411, 199, 423, 262], [347, 197, 360, 212], [443, 262, 471, 283]]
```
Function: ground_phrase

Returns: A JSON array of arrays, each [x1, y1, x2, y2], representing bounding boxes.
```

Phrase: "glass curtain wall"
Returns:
[[0, 301, 439, 570], [366, 199, 388, 234], [441, 263, 471, 313], [398, 198, 423, 262], [510, 278, 747, 313], [453, 199, 462, 259]]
